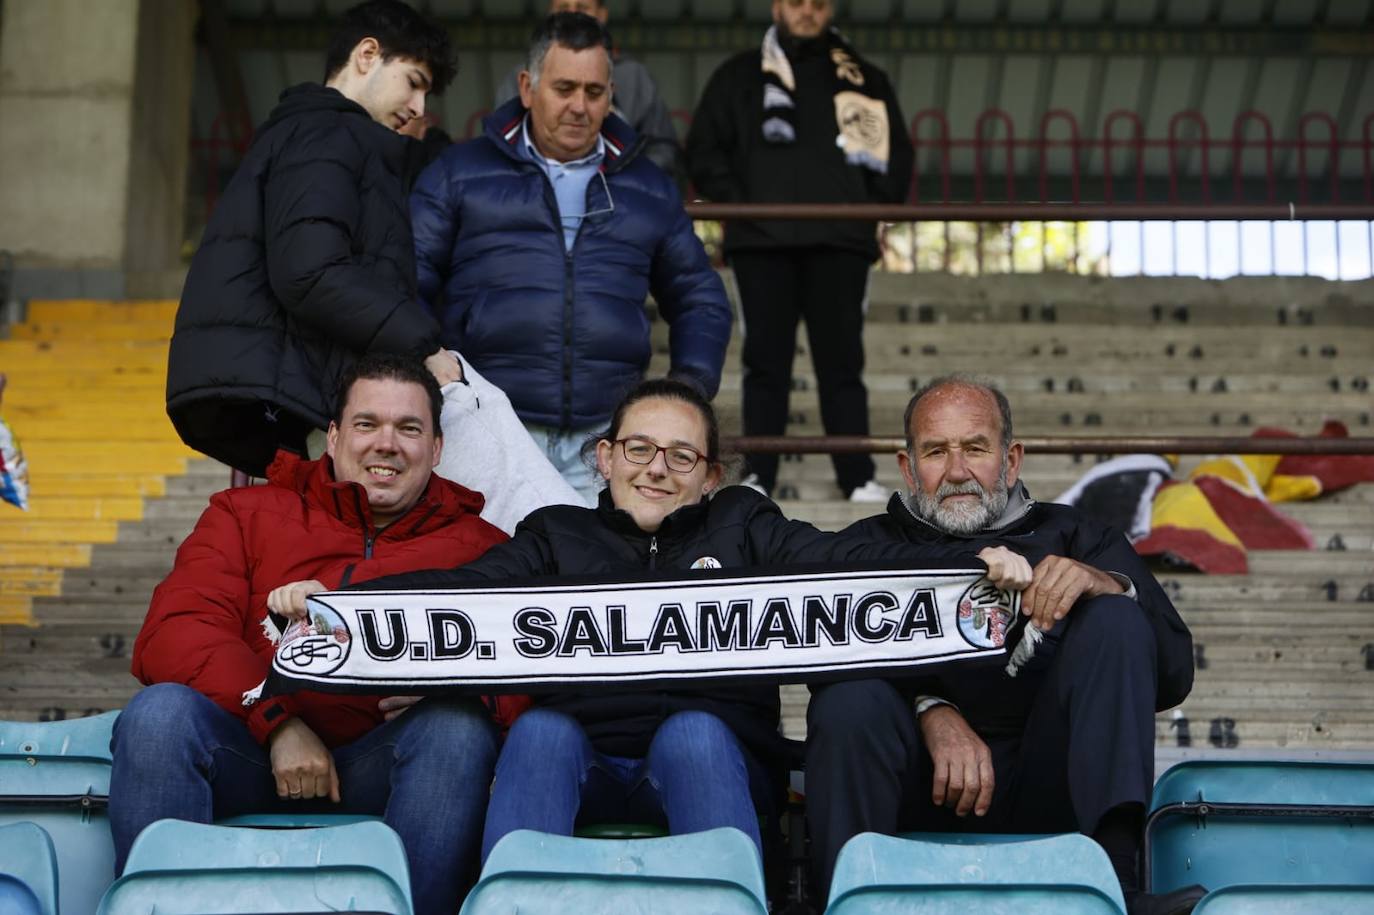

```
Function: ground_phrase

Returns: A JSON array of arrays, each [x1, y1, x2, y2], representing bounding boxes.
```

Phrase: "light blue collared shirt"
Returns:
[[521, 117, 607, 251]]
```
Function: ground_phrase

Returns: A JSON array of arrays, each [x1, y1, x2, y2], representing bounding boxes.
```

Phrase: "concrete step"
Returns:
[[9, 321, 172, 342]]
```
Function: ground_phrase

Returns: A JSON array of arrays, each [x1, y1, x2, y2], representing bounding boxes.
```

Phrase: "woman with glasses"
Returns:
[[334, 377, 1026, 862]]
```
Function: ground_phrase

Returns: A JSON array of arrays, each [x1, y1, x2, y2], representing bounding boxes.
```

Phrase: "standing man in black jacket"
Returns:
[[806, 376, 1201, 915], [686, 0, 913, 503], [167, 0, 460, 477]]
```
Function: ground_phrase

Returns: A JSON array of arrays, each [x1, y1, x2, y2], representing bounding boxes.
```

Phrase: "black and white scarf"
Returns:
[[760, 25, 892, 175], [263, 563, 1026, 697]]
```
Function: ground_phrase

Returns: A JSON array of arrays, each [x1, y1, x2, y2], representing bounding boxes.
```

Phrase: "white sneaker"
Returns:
[[736, 473, 769, 497], [847, 480, 891, 503]]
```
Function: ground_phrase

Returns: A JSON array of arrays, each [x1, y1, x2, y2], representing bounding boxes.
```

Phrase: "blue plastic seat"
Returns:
[[1193, 884, 1374, 914], [1147, 760, 1374, 894], [0, 822, 59, 915], [462, 827, 768, 914], [825, 832, 1127, 914], [96, 818, 413, 914], [0, 713, 118, 915]]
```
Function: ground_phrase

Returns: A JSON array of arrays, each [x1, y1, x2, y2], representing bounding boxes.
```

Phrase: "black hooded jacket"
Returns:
[[685, 32, 913, 260], [356, 485, 978, 764], [844, 487, 1195, 722], [167, 84, 441, 475]]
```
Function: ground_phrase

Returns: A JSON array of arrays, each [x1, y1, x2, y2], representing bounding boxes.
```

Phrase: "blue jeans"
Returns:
[[481, 708, 765, 862], [109, 683, 497, 915], [523, 421, 602, 505]]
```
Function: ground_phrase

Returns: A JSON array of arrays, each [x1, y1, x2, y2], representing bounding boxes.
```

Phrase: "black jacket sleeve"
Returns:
[[685, 57, 746, 203], [263, 124, 440, 359], [725, 489, 983, 568], [1069, 519, 1194, 711]]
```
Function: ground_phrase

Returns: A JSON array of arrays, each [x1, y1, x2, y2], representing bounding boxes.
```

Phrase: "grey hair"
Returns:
[[525, 11, 612, 89], [902, 374, 1014, 453]]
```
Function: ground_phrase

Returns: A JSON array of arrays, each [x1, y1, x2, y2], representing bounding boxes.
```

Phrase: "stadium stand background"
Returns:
[[1, 1, 1373, 911]]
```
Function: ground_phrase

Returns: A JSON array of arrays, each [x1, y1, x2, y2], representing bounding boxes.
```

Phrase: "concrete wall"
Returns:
[[0, 0, 194, 299]]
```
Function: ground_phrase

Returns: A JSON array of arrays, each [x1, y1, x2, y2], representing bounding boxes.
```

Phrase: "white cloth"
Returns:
[[434, 353, 583, 536]]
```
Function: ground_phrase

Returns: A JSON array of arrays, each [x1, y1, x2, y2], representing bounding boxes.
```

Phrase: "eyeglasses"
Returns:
[[616, 437, 710, 473]]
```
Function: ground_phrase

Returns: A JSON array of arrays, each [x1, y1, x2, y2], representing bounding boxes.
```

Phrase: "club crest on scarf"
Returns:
[[956, 580, 1017, 649], [278, 604, 352, 675]]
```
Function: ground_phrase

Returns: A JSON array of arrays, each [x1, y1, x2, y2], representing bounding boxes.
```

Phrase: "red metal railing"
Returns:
[[192, 105, 1374, 213]]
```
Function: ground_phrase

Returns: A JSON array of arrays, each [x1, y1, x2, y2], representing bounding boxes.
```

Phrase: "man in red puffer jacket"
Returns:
[[113, 354, 516, 915]]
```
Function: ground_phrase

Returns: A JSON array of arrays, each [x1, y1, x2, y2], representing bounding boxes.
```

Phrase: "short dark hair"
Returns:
[[334, 352, 443, 434], [902, 375, 1014, 452], [324, 0, 457, 95], [526, 12, 612, 87], [583, 376, 722, 465]]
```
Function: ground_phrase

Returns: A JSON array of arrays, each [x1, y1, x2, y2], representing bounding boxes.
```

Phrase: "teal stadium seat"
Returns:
[[1192, 884, 1374, 913], [825, 832, 1127, 914], [1146, 760, 1374, 894], [462, 827, 768, 915], [216, 812, 380, 828], [96, 818, 413, 914], [0, 713, 118, 915], [0, 822, 59, 915]]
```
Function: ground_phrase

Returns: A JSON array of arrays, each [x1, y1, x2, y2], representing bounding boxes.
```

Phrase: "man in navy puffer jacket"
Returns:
[[410, 12, 732, 501]]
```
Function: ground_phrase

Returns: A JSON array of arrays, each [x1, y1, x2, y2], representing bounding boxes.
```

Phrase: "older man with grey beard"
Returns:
[[804, 376, 1203, 915]]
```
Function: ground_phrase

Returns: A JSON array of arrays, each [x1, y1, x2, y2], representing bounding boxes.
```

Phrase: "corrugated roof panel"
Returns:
[[1007, 0, 1056, 22], [895, 53, 946, 180], [849, 0, 895, 22], [1164, 0, 1210, 23], [1290, 58, 1353, 181], [428, 0, 479, 14], [1044, 55, 1095, 182], [1113, 0, 1164, 23], [1141, 56, 1200, 180], [690, 0, 740, 18], [995, 56, 1044, 175], [1059, 0, 1108, 22], [1083, 55, 1149, 179], [898, 0, 949, 24], [479, 0, 529, 19], [639, 0, 689, 21], [1325, 0, 1374, 23], [1197, 58, 1252, 178], [1273, 0, 1322, 24], [1217, 0, 1267, 24], [946, 55, 995, 178], [952, 0, 1002, 22]]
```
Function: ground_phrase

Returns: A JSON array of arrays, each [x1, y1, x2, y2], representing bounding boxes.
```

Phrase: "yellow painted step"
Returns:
[[25, 299, 178, 323], [0, 519, 119, 544], [19, 444, 191, 475], [0, 543, 93, 568], [10, 321, 173, 342], [26, 475, 166, 498], [0, 568, 63, 596], [0, 338, 168, 356], [1, 403, 169, 424], [1, 379, 167, 403], [0, 351, 167, 373], [0, 594, 34, 626], [18, 497, 144, 521], [15, 420, 182, 442]]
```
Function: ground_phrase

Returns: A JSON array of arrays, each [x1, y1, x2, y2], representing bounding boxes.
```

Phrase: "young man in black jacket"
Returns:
[[686, 0, 913, 503], [168, 0, 460, 477], [806, 376, 1203, 915]]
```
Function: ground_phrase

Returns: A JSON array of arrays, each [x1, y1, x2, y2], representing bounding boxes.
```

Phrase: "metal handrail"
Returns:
[[726, 435, 1374, 456], [684, 202, 1374, 221]]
